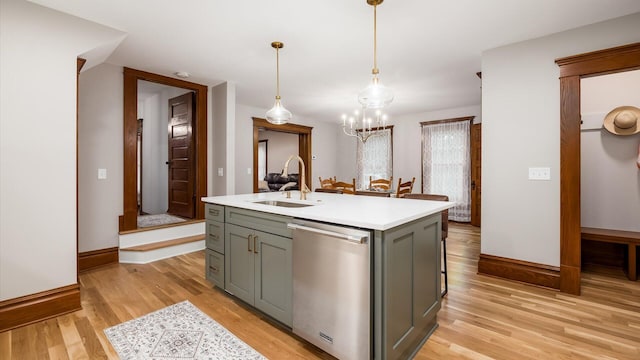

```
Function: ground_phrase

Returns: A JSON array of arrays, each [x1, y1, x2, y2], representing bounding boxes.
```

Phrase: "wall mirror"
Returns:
[[252, 118, 312, 193]]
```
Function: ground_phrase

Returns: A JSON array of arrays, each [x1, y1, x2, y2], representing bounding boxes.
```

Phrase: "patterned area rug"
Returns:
[[104, 301, 267, 360], [137, 214, 186, 228]]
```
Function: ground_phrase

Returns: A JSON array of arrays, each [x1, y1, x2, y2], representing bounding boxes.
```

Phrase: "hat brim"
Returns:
[[603, 106, 640, 136]]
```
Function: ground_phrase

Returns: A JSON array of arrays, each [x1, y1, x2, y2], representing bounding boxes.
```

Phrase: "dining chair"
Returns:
[[318, 176, 336, 189], [355, 190, 390, 197], [369, 176, 393, 191], [315, 188, 343, 194], [395, 177, 415, 198], [403, 193, 449, 297], [332, 179, 356, 194]]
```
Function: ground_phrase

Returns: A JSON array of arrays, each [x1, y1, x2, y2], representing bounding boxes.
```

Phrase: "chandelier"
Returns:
[[265, 41, 292, 125], [341, 108, 389, 143], [358, 0, 393, 110]]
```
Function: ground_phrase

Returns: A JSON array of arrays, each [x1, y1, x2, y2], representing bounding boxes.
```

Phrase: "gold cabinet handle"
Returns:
[[209, 209, 219, 216], [210, 266, 218, 274], [247, 234, 252, 252], [253, 235, 258, 254]]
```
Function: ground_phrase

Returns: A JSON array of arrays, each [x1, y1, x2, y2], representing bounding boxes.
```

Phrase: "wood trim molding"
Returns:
[[78, 247, 119, 272], [76, 57, 86, 281], [0, 284, 81, 332], [555, 42, 640, 77], [555, 42, 640, 295], [478, 254, 560, 290], [420, 116, 475, 126], [252, 117, 313, 193], [122, 67, 208, 231]]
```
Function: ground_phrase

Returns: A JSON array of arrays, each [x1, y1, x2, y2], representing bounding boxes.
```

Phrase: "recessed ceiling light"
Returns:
[[174, 71, 190, 78]]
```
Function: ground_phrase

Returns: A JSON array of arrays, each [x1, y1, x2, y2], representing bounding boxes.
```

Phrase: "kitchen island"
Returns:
[[202, 191, 453, 360]]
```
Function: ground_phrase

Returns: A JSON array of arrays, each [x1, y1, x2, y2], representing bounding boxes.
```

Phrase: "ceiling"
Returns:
[[31, 0, 640, 123]]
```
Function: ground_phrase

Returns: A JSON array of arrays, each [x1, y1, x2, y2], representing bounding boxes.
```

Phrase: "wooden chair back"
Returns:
[[315, 188, 343, 194], [395, 177, 415, 198], [332, 179, 356, 194], [369, 176, 393, 191], [318, 176, 336, 189], [355, 190, 391, 197]]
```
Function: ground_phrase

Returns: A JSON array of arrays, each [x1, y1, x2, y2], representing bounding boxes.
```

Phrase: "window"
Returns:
[[421, 118, 472, 222], [356, 127, 393, 190]]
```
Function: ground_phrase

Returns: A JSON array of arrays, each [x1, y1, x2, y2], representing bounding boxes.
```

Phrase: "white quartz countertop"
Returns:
[[202, 191, 455, 231]]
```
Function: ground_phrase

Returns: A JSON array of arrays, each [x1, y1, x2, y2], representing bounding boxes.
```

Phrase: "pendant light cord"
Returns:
[[276, 47, 281, 99], [372, 4, 378, 75]]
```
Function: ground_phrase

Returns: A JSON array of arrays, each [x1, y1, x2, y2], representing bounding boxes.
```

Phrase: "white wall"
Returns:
[[78, 63, 123, 253], [212, 82, 235, 196], [581, 70, 640, 232], [0, 0, 125, 300], [481, 12, 640, 267]]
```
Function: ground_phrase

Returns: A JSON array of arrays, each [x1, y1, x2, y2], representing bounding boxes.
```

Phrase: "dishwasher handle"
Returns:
[[287, 223, 368, 244]]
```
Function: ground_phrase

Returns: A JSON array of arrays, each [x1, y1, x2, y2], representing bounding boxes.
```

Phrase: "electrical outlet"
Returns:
[[217, 168, 224, 177], [98, 168, 107, 180], [528, 167, 550, 180]]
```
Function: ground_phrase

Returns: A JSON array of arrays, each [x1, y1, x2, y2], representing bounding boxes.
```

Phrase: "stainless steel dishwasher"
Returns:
[[287, 219, 371, 360]]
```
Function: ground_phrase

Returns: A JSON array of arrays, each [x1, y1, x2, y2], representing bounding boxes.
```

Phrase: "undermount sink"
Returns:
[[253, 200, 314, 208]]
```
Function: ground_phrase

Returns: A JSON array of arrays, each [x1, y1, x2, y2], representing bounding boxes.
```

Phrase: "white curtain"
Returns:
[[356, 129, 392, 190], [422, 121, 471, 222]]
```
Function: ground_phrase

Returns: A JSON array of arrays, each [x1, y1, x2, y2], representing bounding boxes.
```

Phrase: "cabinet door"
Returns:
[[254, 230, 293, 327], [224, 223, 255, 305], [375, 214, 441, 360]]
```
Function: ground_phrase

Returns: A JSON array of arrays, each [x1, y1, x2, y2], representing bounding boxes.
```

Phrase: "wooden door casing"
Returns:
[[470, 123, 481, 227]]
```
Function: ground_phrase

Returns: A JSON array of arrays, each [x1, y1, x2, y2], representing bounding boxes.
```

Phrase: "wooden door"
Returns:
[[167, 92, 195, 218], [470, 123, 481, 227]]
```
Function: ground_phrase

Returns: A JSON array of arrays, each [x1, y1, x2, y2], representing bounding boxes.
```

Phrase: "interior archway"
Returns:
[[121, 68, 208, 231], [556, 42, 640, 295]]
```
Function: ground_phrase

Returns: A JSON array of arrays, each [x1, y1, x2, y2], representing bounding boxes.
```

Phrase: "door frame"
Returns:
[[252, 118, 312, 193], [122, 67, 207, 231], [470, 123, 481, 227], [555, 42, 640, 295]]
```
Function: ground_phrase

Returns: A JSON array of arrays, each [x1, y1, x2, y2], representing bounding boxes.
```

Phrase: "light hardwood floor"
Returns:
[[1, 223, 639, 359]]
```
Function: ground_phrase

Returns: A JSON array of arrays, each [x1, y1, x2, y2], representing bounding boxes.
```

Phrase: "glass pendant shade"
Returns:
[[266, 41, 291, 125], [266, 97, 292, 125], [358, 75, 394, 109]]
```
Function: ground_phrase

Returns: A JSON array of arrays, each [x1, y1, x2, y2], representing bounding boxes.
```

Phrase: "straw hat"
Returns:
[[603, 106, 640, 136]]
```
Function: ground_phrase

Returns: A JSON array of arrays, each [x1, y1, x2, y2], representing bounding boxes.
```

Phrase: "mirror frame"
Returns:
[[121, 67, 208, 231], [252, 118, 312, 193]]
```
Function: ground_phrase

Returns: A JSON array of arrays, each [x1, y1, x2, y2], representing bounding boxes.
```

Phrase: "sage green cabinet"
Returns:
[[205, 204, 225, 289], [374, 213, 441, 360], [224, 208, 293, 327]]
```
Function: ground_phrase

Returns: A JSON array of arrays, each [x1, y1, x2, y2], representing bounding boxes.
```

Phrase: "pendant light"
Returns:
[[358, 0, 393, 110], [266, 41, 292, 125]]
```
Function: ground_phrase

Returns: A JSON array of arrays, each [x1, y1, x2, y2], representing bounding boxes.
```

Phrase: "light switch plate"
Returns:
[[98, 168, 107, 180], [528, 167, 550, 180]]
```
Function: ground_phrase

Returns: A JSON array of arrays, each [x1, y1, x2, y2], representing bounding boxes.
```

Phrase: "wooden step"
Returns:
[[119, 233, 206, 264], [121, 234, 205, 251]]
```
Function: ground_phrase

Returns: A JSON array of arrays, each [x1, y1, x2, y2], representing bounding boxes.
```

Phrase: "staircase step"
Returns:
[[119, 222, 206, 264], [121, 234, 205, 251]]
